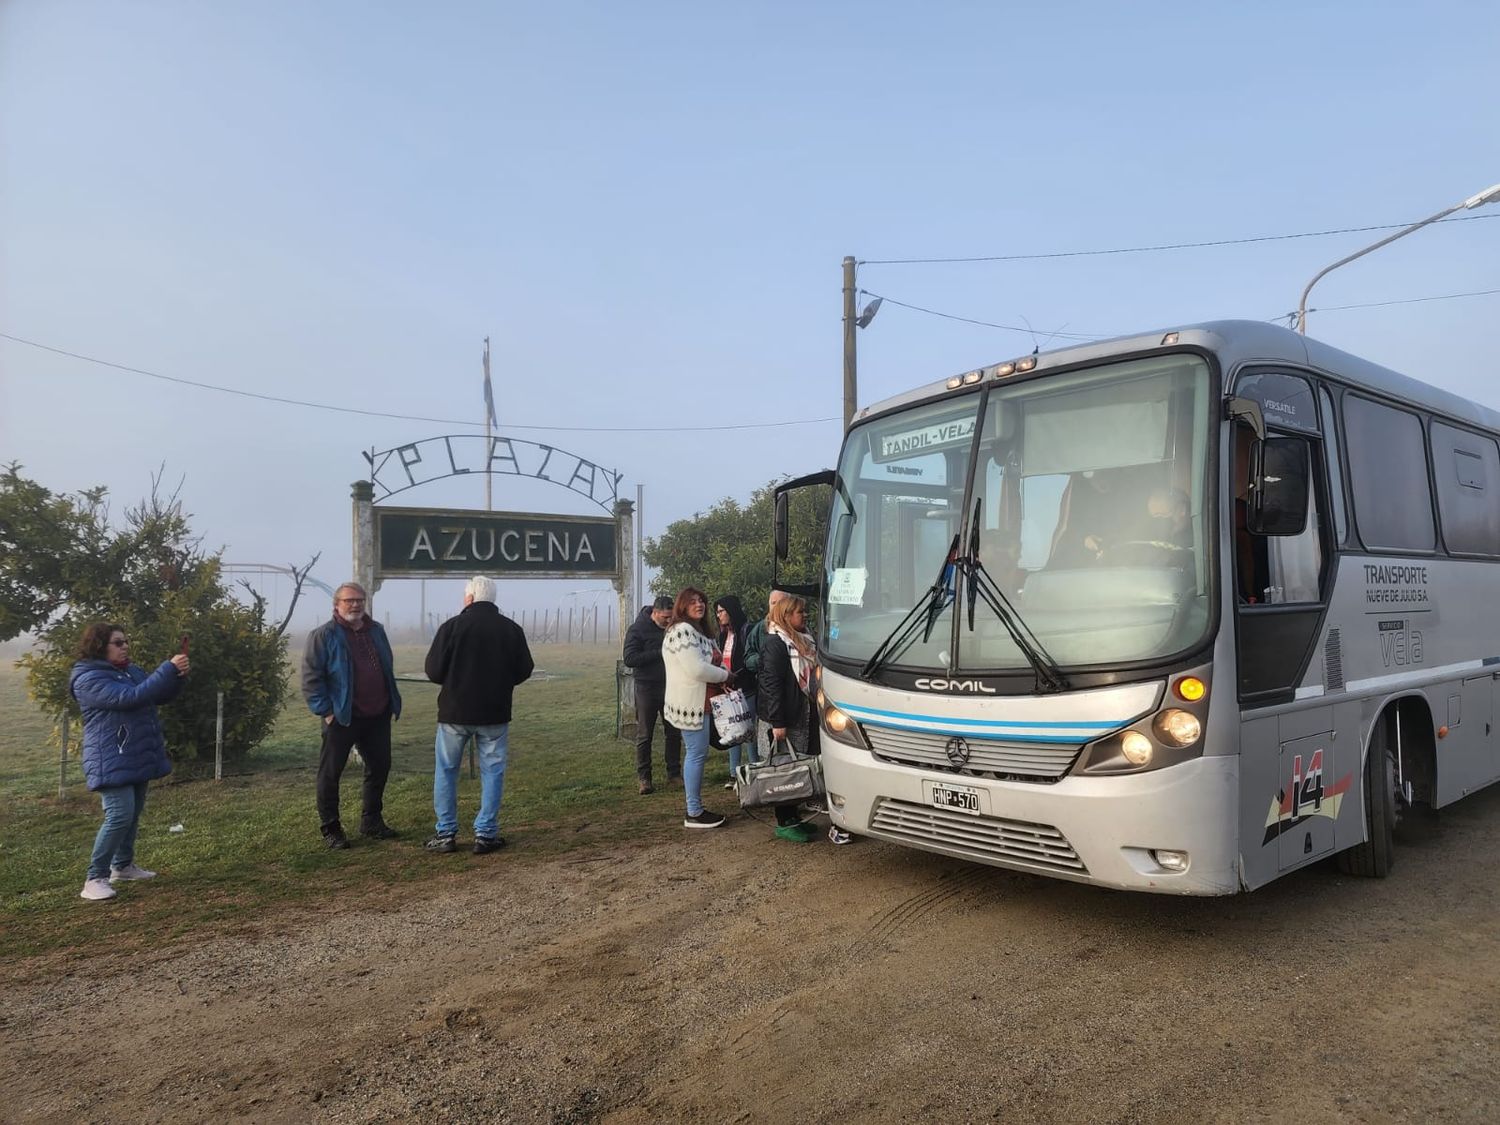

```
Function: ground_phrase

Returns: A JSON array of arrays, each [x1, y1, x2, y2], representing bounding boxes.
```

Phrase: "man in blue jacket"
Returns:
[[301, 582, 403, 849]]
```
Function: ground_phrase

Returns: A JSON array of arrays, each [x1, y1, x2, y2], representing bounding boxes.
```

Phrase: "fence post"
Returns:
[[593, 608, 599, 644], [568, 606, 575, 644], [215, 692, 224, 781], [59, 713, 70, 798]]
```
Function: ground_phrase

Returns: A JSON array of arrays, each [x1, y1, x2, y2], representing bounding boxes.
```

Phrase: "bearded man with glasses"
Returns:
[[301, 582, 403, 849]]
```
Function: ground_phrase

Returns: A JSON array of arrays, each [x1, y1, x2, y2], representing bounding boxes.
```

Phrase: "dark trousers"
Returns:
[[316, 713, 393, 833], [632, 681, 681, 783]]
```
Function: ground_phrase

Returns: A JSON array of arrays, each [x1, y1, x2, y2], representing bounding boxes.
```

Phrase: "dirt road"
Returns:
[[5, 787, 1499, 1124]]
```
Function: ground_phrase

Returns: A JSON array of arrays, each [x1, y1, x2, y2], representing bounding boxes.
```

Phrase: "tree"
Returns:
[[643, 478, 829, 620], [2, 464, 289, 766]]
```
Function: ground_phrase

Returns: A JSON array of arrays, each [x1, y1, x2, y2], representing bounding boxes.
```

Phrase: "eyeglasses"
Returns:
[[337, 598, 366, 606], [108, 638, 130, 648]]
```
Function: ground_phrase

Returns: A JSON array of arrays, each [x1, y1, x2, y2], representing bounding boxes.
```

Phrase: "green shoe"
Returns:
[[774, 823, 815, 843]]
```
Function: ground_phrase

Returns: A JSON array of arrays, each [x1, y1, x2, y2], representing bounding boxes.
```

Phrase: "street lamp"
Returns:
[[842, 256, 883, 430], [1297, 181, 1500, 334]]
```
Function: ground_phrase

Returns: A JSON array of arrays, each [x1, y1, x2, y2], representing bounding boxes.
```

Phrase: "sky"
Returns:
[[1, 0, 1495, 634]]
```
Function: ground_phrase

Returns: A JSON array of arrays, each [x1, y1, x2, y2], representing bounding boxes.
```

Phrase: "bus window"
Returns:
[[1234, 428, 1325, 604], [1318, 386, 1348, 545]]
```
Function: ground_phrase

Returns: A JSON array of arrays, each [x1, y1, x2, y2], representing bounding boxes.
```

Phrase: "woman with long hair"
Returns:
[[662, 586, 732, 829], [70, 622, 190, 900], [754, 594, 824, 842], [712, 594, 754, 787]]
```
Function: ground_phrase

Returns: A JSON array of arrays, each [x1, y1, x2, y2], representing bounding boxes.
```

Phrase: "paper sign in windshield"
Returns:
[[829, 567, 868, 606]]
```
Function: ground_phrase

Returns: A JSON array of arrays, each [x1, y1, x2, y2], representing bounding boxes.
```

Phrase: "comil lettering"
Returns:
[[914, 677, 996, 694]]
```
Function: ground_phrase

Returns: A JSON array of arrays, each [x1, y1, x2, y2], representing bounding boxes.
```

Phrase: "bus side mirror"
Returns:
[[774, 492, 790, 560], [1250, 436, 1310, 535]]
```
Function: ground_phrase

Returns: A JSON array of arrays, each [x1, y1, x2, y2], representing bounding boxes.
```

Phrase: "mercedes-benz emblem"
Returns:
[[944, 736, 971, 766]]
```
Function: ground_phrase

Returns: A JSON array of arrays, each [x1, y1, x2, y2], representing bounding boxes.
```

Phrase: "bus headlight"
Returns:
[[1120, 730, 1153, 766], [820, 701, 869, 749], [1153, 709, 1202, 748]]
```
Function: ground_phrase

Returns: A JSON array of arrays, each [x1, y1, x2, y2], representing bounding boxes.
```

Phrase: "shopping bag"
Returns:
[[735, 740, 824, 808], [709, 687, 755, 745]]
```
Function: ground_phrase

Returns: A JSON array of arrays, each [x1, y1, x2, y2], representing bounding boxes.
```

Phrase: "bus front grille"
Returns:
[[870, 799, 1086, 874], [863, 725, 1080, 781]]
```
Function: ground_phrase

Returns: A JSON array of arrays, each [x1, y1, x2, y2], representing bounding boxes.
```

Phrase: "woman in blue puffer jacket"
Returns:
[[69, 622, 190, 902]]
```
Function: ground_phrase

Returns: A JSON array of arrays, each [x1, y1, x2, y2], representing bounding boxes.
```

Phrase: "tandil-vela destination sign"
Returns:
[[872, 415, 976, 462], [376, 507, 618, 578]]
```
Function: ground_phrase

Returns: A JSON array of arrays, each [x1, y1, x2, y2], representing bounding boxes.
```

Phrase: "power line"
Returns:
[[868, 283, 1500, 338], [1294, 285, 1500, 316], [857, 291, 1108, 340], [0, 332, 840, 433], [859, 213, 1500, 267]]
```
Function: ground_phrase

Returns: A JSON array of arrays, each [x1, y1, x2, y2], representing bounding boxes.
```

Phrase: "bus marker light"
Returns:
[[1161, 332, 1180, 345], [1437, 725, 1449, 739], [1121, 731, 1153, 765], [1154, 709, 1201, 747], [995, 362, 1017, 378], [829, 793, 846, 810], [1153, 849, 1189, 872], [962, 370, 982, 385], [1174, 676, 1207, 702], [1015, 355, 1037, 373], [945, 376, 963, 389]]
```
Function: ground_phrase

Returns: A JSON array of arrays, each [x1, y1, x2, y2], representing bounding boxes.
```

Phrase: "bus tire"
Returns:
[[1336, 715, 1396, 878]]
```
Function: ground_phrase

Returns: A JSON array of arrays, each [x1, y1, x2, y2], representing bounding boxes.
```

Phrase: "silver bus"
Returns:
[[775, 320, 1500, 894]]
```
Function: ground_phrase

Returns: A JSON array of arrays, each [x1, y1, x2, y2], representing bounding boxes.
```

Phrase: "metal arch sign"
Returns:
[[364, 434, 623, 512], [376, 506, 618, 578]]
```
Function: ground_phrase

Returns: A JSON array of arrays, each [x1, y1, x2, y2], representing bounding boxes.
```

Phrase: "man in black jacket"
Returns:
[[622, 594, 680, 794], [423, 576, 534, 855]]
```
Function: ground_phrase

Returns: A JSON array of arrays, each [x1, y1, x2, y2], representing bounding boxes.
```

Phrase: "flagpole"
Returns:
[[483, 336, 493, 511]]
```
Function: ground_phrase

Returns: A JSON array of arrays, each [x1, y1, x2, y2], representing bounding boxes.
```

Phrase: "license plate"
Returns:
[[930, 782, 980, 814]]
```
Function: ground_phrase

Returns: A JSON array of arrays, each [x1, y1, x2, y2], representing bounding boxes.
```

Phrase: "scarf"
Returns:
[[770, 622, 815, 695]]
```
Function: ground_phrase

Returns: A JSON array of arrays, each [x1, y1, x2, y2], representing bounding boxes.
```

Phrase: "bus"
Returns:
[[774, 320, 1500, 894]]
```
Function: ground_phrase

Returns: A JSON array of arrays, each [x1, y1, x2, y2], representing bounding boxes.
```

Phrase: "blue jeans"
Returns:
[[434, 723, 508, 838], [682, 723, 712, 816], [88, 781, 149, 880]]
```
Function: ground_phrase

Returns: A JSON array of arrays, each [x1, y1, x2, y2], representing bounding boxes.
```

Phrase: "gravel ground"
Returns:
[[4, 785, 1500, 1124]]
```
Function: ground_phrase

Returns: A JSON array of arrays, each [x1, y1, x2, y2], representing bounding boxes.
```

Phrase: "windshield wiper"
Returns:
[[960, 497, 1070, 694], [861, 533, 959, 680]]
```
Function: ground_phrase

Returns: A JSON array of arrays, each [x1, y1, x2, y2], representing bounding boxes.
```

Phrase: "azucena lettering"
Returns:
[[407, 526, 598, 565]]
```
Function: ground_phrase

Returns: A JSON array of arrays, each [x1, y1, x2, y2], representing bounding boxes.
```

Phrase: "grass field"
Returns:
[[0, 644, 725, 960]]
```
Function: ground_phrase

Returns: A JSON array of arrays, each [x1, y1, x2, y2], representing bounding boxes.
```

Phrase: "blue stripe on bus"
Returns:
[[853, 715, 1102, 743], [833, 700, 1121, 734]]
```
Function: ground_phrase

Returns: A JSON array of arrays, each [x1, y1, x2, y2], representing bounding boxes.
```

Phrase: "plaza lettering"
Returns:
[[367, 434, 622, 510]]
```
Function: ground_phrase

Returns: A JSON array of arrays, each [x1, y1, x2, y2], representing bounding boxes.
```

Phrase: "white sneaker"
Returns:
[[80, 878, 117, 901], [109, 863, 156, 883]]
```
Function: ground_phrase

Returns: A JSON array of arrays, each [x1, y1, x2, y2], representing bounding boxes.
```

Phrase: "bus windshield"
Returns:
[[823, 354, 1214, 672]]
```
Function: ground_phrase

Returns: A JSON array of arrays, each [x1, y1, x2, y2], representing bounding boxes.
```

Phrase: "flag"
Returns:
[[482, 338, 497, 427]]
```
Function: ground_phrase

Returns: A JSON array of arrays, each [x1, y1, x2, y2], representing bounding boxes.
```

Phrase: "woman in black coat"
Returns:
[[754, 594, 820, 842]]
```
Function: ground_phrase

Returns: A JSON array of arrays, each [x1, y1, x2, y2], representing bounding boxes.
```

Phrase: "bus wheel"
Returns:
[[1336, 714, 1397, 878]]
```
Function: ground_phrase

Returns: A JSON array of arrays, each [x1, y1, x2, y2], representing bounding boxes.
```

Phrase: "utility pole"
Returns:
[[635, 482, 644, 611], [842, 255, 857, 430]]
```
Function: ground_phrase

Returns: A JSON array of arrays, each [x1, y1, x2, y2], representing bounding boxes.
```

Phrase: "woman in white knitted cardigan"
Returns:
[[662, 586, 732, 828]]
